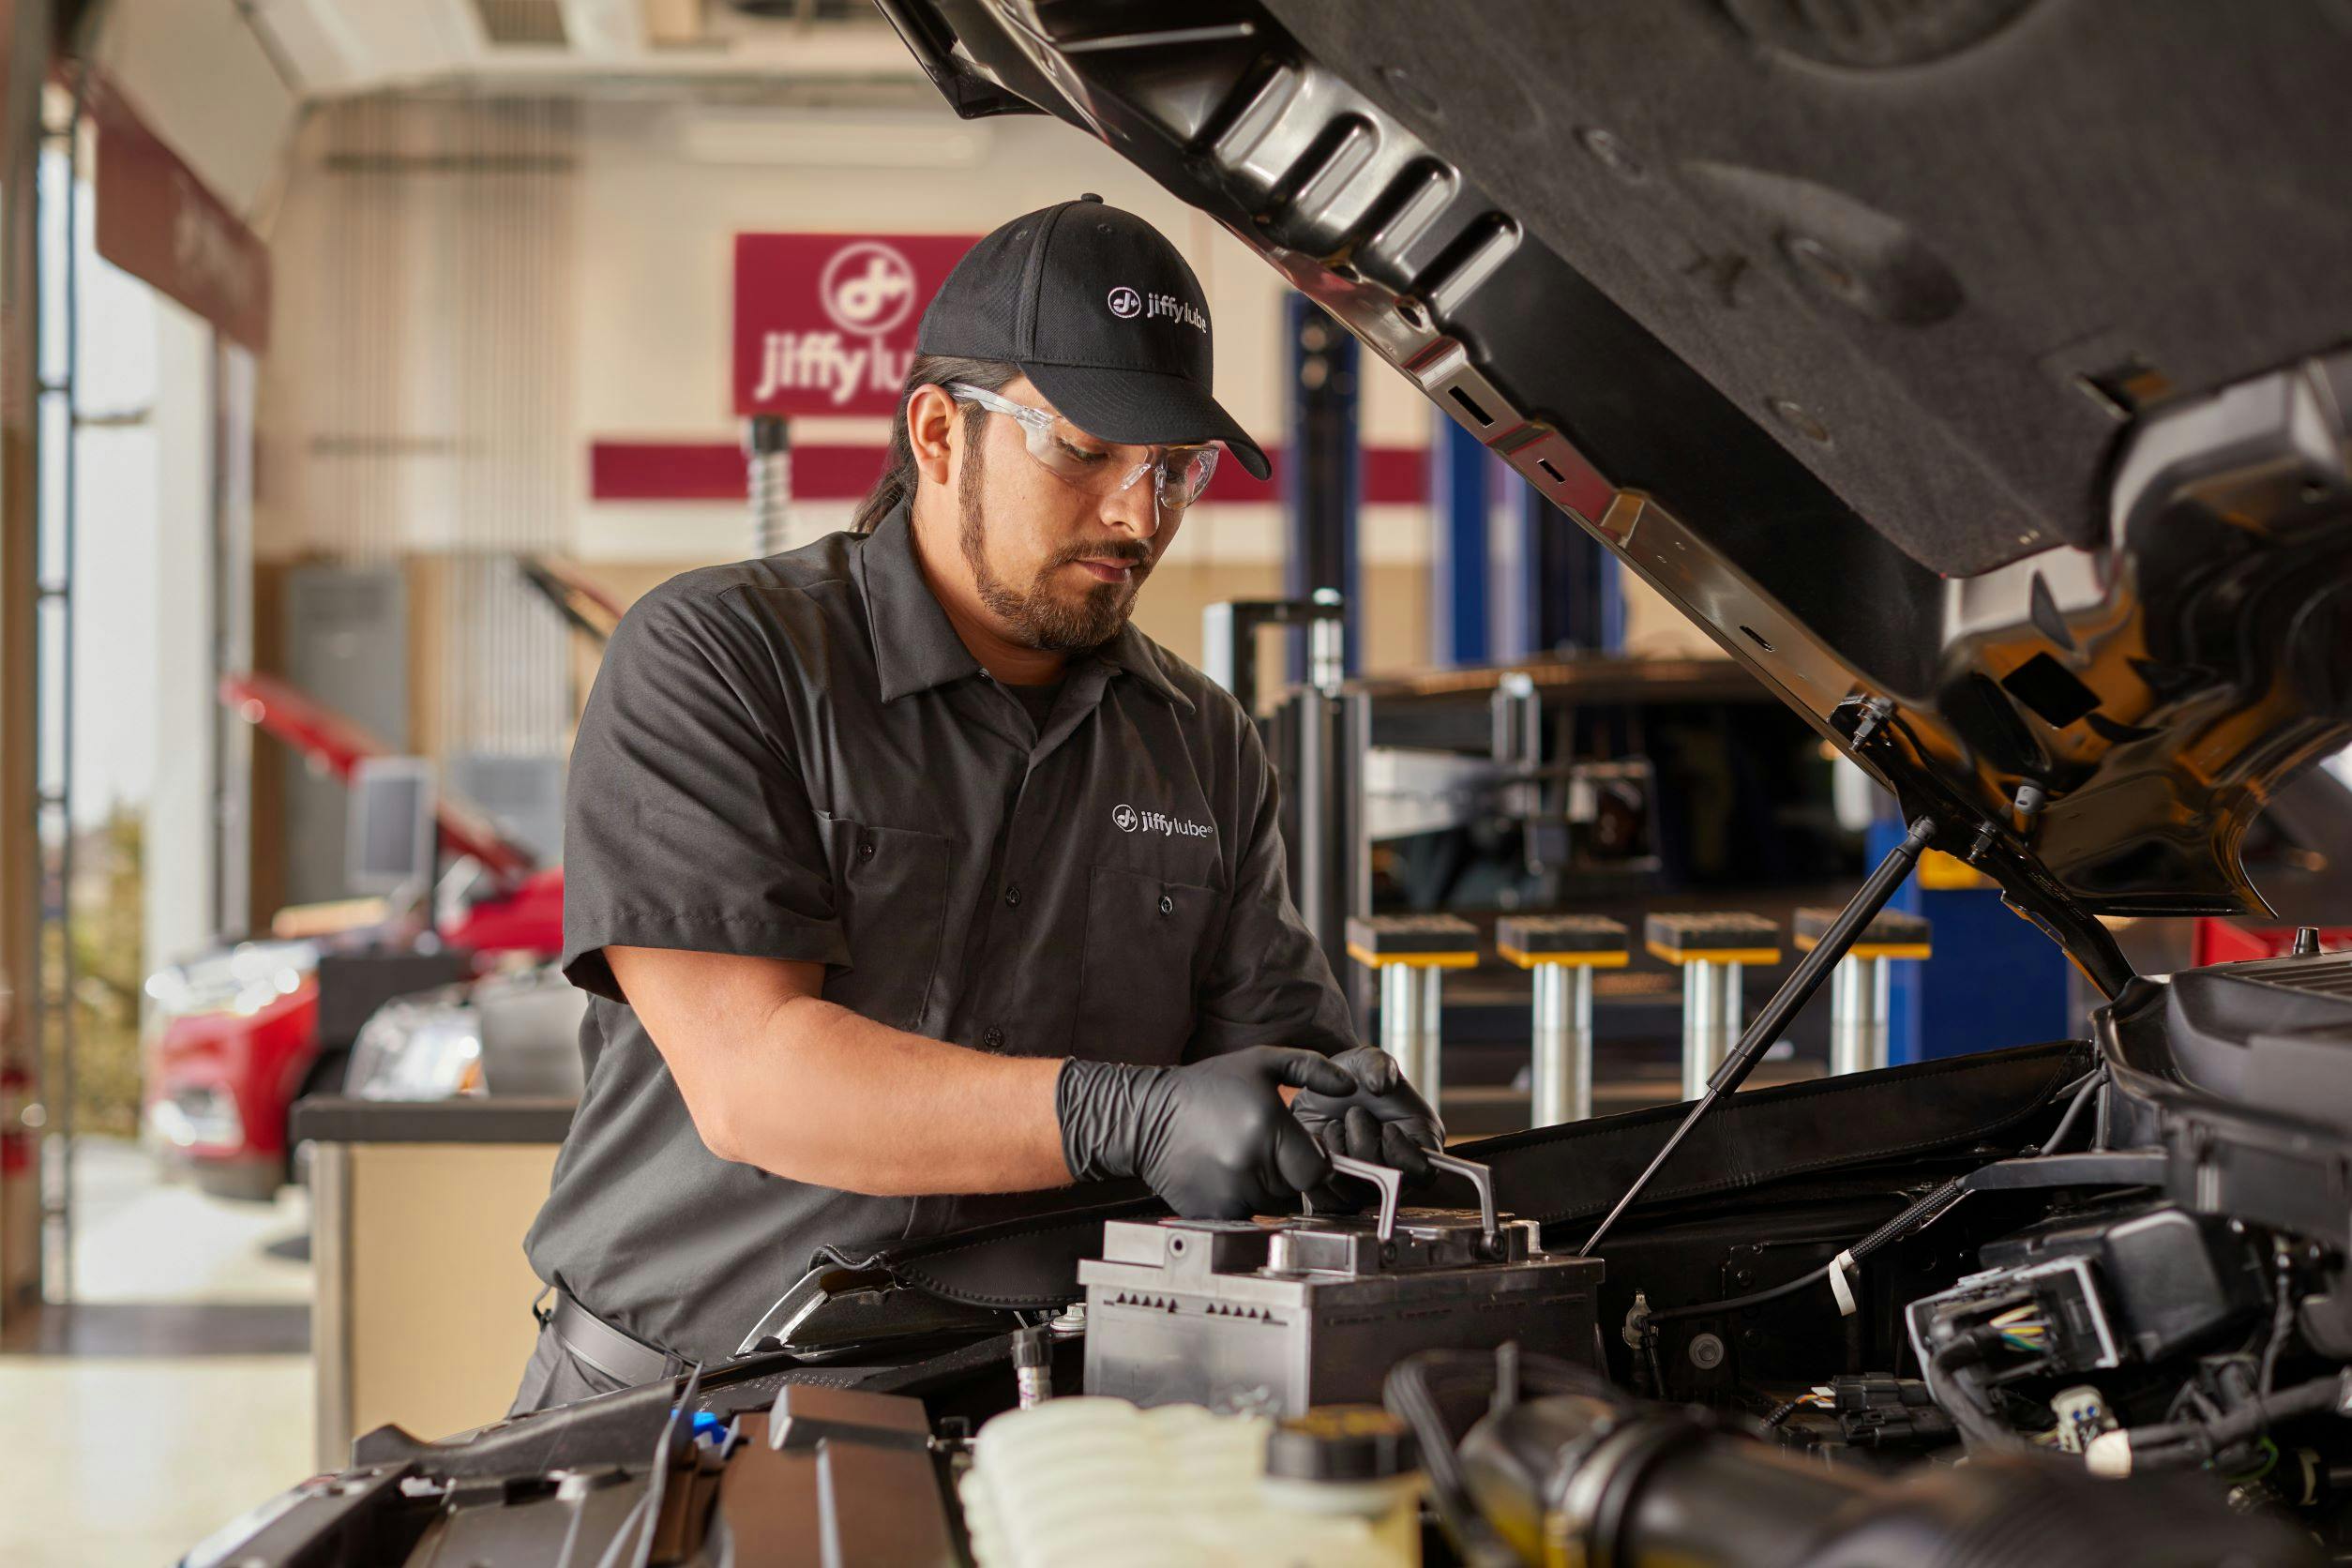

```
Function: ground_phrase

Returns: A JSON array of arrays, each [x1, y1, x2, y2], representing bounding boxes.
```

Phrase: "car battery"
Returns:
[[1078, 1207, 1606, 1414]]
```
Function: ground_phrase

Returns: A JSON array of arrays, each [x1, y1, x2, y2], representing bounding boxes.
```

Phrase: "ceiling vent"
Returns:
[[473, 0, 569, 47], [722, 0, 877, 19]]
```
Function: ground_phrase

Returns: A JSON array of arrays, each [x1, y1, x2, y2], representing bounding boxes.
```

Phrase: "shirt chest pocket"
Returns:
[[819, 816, 951, 1033], [1071, 865, 1219, 1065]]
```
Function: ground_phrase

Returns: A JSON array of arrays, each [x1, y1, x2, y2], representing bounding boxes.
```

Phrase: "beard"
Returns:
[[957, 429, 1153, 652]]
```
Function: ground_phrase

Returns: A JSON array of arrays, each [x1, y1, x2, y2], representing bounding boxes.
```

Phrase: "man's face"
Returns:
[[953, 376, 1187, 653]]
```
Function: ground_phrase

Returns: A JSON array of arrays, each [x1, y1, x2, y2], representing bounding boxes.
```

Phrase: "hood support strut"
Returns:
[[1581, 816, 1941, 1256]]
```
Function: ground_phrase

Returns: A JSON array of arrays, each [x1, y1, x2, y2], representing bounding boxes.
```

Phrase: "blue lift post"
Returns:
[[1865, 813, 2073, 1063], [1283, 294, 1361, 679], [1515, 475, 1624, 656], [1431, 414, 1490, 667], [1594, 531, 1626, 654]]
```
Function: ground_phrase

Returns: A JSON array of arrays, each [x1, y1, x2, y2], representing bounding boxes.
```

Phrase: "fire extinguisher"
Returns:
[[0, 1061, 34, 1176]]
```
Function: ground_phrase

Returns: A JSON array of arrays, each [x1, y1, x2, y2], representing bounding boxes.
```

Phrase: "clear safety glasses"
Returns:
[[945, 383, 1219, 511]]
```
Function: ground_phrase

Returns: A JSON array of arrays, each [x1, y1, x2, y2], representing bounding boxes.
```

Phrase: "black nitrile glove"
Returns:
[[1057, 1047, 1355, 1219], [1290, 1045, 1446, 1200]]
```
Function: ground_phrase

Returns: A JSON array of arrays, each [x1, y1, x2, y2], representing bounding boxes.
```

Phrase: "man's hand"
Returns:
[[1057, 1047, 1356, 1219], [1290, 1045, 1446, 1194]]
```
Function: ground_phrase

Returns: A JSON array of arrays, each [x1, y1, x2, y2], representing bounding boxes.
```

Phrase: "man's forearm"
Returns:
[[605, 944, 1075, 1194], [694, 993, 1073, 1195], [603, 944, 1380, 1221]]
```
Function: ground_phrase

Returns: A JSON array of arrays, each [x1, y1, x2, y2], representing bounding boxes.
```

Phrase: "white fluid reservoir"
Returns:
[[961, 1396, 1418, 1568]]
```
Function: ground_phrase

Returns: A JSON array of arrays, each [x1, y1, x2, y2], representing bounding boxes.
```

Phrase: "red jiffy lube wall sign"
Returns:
[[733, 233, 979, 418]]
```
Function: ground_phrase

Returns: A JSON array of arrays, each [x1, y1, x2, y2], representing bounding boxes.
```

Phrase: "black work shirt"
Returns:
[[524, 502, 1353, 1364]]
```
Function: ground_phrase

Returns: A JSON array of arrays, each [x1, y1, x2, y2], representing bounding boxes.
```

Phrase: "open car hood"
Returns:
[[879, 0, 2352, 993]]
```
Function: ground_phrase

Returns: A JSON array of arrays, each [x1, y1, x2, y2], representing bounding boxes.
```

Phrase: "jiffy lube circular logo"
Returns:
[[820, 241, 919, 336], [1107, 285, 1141, 320], [1112, 804, 1139, 833]]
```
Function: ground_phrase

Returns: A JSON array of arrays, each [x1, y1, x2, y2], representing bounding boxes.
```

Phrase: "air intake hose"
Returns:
[[1455, 1393, 2317, 1568]]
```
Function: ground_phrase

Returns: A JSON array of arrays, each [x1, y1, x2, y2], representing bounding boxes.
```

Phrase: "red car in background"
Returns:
[[143, 673, 566, 1199], [146, 561, 618, 1199]]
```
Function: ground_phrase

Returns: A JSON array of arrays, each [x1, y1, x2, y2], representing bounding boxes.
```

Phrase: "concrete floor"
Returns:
[[58, 1135, 310, 1305], [1, 1137, 316, 1568]]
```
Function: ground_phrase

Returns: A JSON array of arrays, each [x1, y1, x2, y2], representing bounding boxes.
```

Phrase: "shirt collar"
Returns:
[[858, 499, 1196, 714], [859, 502, 984, 704], [1093, 620, 1196, 713]]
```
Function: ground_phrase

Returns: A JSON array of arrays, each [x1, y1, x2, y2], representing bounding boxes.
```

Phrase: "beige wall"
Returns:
[[252, 91, 1457, 752], [1620, 572, 1729, 661]]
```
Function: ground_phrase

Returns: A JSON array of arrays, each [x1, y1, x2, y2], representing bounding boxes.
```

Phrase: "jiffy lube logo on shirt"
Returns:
[[1113, 803, 1214, 839]]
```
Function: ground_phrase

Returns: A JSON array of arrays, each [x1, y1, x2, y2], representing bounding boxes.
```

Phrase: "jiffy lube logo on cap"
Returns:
[[1107, 284, 1206, 333], [1113, 803, 1214, 839]]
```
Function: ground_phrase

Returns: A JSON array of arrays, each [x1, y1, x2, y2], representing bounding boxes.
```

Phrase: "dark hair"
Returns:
[[850, 354, 1021, 534]]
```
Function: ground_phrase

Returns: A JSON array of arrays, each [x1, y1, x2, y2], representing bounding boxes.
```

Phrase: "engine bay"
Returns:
[[189, 946, 2352, 1566]]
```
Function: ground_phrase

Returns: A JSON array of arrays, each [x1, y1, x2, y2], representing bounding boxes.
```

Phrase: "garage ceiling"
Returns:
[[81, 0, 930, 220], [242, 0, 922, 96]]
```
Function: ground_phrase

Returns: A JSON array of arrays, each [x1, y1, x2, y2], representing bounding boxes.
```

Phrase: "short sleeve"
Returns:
[[1187, 720, 1357, 1059], [559, 579, 848, 1003]]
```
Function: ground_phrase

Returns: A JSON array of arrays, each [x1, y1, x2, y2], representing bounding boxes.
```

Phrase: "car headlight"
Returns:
[[145, 940, 319, 1018], [148, 1085, 244, 1150], [344, 998, 484, 1101]]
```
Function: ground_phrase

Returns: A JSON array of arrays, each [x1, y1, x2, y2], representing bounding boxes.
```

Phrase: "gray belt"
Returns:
[[538, 1288, 687, 1387]]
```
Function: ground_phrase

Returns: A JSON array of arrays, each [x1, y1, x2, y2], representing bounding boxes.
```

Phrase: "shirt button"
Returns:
[[1004, 885, 1022, 908], [857, 840, 875, 862], [983, 1026, 1006, 1050], [1158, 894, 1175, 916]]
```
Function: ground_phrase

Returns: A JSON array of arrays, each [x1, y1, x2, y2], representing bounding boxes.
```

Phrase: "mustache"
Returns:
[[1051, 541, 1154, 572]]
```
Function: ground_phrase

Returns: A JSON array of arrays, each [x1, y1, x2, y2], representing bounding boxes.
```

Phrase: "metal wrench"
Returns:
[[1301, 1153, 1403, 1241], [1425, 1150, 1500, 1249]]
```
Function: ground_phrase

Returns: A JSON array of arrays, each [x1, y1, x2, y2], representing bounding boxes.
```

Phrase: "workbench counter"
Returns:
[[297, 1093, 575, 1470], [291, 1094, 575, 1146]]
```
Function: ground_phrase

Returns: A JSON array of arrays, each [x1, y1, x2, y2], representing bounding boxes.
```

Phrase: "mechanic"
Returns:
[[509, 198, 1440, 1413]]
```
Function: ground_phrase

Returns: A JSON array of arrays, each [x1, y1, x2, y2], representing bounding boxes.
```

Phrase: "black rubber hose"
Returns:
[[1810, 1451, 2320, 1568], [1924, 1334, 2024, 1454], [1853, 1174, 1970, 1258], [2115, 1369, 2350, 1468], [1384, 1355, 1509, 1567], [1646, 1080, 2094, 1332], [1650, 1262, 1834, 1325], [2037, 1065, 2105, 1155], [2258, 1248, 2296, 1397], [1385, 1349, 1621, 1568], [1649, 1175, 1969, 1325]]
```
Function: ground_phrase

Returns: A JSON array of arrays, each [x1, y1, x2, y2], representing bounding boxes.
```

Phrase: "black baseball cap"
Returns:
[[916, 195, 1271, 480]]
